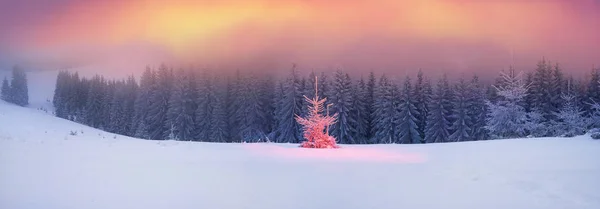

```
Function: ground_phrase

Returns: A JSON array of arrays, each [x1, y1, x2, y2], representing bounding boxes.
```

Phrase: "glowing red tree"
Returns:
[[295, 76, 339, 148]]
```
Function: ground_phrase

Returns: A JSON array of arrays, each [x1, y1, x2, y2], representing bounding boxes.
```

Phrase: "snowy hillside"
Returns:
[[1, 101, 600, 209]]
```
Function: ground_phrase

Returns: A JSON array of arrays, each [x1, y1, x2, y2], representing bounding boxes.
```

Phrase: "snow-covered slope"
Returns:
[[1, 101, 600, 209]]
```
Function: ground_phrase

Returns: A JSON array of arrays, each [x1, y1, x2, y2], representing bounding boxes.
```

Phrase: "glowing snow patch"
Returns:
[[244, 144, 427, 163]]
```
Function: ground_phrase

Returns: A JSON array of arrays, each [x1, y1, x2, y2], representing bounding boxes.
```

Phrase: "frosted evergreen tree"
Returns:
[[274, 66, 304, 143], [132, 68, 156, 139], [238, 73, 269, 142], [9, 66, 28, 106], [166, 69, 197, 141], [523, 72, 535, 112], [259, 75, 276, 140], [550, 64, 565, 111], [350, 77, 369, 144], [209, 76, 230, 142], [585, 68, 600, 114], [396, 76, 421, 144], [330, 70, 355, 144], [365, 71, 377, 140], [485, 67, 535, 138], [296, 75, 338, 148], [553, 82, 587, 137], [1, 76, 9, 102], [302, 71, 318, 117], [147, 65, 173, 140], [53, 71, 68, 118], [587, 78, 600, 129], [412, 70, 430, 141], [269, 82, 285, 141], [227, 70, 245, 142], [449, 78, 471, 142], [84, 75, 106, 129], [529, 59, 554, 135], [103, 80, 117, 130], [108, 80, 127, 134], [590, 100, 600, 129], [468, 75, 488, 141], [195, 70, 215, 141], [425, 77, 451, 143], [372, 74, 399, 144]]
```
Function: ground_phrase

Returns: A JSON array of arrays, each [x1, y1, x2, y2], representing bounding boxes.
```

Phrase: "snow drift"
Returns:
[[1, 101, 600, 209]]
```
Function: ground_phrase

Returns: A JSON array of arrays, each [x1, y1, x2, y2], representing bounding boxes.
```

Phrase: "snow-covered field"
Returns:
[[1, 100, 600, 209], [1, 70, 600, 209]]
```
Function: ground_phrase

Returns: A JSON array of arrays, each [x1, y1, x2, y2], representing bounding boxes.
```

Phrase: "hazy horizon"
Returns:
[[1, 0, 598, 79]]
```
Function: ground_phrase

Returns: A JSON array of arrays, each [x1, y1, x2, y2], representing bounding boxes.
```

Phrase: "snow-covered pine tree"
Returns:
[[372, 74, 399, 144], [238, 73, 269, 142], [259, 75, 276, 141], [585, 68, 600, 115], [132, 67, 156, 139], [468, 75, 489, 141], [449, 77, 471, 142], [485, 67, 535, 139], [529, 59, 554, 135], [365, 71, 377, 141], [553, 81, 587, 137], [523, 72, 535, 112], [123, 76, 138, 136], [396, 76, 421, 144], [296, 75, 338, 148], [209, 75, 230, 142], [330, 70, 356, 144], [590, 100, 600, 129], [71, 72, 88, 121], [1, 76, 10, 102], [302, 71, 318, 117], [10, 66, 28, 106], [147, 65, 173, 140], [53, 71, 68, 118], [165, 69, 196, 141], [425, 77, 451, 143], [227, 70, 245, 142], [587, 77, 600, 129], [550, 64, 565, 111], [274, 66, 304, 143], [350, 76, 369, 144], [195, 70, 214, 141], [103, 80, 117, 130], [108, 80, 127, 134], [84, 75, 106, 128], [412, 70, 430, 141]]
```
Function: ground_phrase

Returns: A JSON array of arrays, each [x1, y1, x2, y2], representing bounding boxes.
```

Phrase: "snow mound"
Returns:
[[1, 101, 600, 209]]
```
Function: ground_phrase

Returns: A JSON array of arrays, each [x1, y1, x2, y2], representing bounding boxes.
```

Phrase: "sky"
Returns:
[[0, 0, 599, 78]]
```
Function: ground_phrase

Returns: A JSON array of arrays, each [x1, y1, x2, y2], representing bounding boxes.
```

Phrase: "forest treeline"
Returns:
[[52, 59, 600, 143]]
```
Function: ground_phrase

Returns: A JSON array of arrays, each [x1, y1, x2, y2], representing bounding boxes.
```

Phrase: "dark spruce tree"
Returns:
[[1, 76, 10, 102], [238, 73, 269, 142], [396, 76, 421, 144], [84, 75, 106, 129], [10, 66, 29, 106], [166, 69, 196, 141], [273, 67, 304, 143], [147, 65, 173, 140], [330, 70, 356, 144], [365, 71, 377, 141], [412, 70, 430, 141], [132, 68, 156, 139], [449, 77, 472, 142], [371, 74, 399, 144], [468, 75, 489, 141], [425, 77, 452, 143], [350, 76, 369, 144]]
